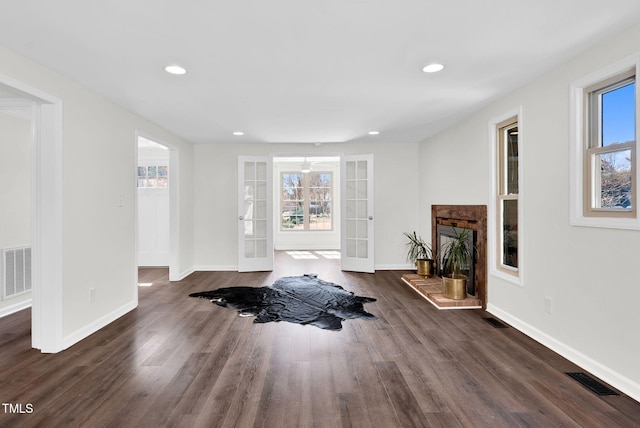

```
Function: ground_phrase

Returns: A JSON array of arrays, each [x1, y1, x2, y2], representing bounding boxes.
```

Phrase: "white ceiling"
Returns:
[[1, 1, 639, 145]]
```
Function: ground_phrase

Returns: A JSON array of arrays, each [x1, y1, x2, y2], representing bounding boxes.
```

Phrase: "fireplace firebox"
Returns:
[[432, 205, 487, 308], [437, 224, 475, 296]]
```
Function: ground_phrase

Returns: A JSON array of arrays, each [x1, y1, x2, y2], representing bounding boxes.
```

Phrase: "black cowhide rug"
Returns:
[[189, 274, 376, 330]]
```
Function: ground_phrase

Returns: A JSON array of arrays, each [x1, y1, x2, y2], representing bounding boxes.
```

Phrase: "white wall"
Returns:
[[193, 141, 420, 270], [418, 22, 640, 400], [0, 110, 32, 314], [0, 43, 194, 347]]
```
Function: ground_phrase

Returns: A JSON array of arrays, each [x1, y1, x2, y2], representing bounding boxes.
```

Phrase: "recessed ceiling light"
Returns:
[[233, 131, 244, 136], [164, 65, 187, 75], [368, 131, 380, 135], [422, 63, 445, 73]]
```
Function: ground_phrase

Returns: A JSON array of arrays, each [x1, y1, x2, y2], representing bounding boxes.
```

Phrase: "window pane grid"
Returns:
[[584, 72, 635, 217], [280, 172, 332, 231], [137, 164, 168, 188]]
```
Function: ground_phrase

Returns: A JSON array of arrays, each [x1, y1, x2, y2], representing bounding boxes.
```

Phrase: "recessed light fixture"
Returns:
[[422, 63, 445, 73], [368, 131, 380, 135], [164, 65, 187, 75], [232, 131, 244, 136]]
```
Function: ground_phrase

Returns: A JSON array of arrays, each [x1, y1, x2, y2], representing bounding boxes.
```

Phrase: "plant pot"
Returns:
[[415, 259, 434, 277], [443, 274, 467, 300]]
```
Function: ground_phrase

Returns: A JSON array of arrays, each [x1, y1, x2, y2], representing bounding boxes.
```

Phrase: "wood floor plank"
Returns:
[[374, 360, 432, 428], [0, 258, 639, 427]]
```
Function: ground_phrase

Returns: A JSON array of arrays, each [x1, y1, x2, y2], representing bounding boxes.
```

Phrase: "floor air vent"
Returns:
[[3, 246, 32, 299], [483, 317, 508, 328], [566, 372, 619, 396]]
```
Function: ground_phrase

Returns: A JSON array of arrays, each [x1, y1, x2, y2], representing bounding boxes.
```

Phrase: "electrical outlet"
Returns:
[[544, 296, 552, 314], [90, 288, 95, 303]]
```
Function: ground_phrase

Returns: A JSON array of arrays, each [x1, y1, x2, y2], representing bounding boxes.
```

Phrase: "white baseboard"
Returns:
[[375, 264, 414, 271], [181, 264, 413, 277], [0, 299, 31, 318], [487, 303, 640, 403], [61, 299, 138, 351], [191, 265, 238, 272], [275, 246, 341, 251], [175, 267, 196, 281], [173, 265, 238, 281]]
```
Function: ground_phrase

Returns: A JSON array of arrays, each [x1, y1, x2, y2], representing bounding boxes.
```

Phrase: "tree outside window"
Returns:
[[281, 172, 332, 231]]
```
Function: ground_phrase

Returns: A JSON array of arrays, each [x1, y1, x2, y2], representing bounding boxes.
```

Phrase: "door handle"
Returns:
[[239, 215, 244, 221], [369, 216, 373, 220]]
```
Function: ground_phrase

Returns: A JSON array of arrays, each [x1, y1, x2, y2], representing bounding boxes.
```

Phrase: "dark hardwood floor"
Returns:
[[1, 251, 639, 427]]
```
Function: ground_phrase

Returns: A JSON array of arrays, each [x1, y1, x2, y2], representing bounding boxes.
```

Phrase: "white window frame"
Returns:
[[489, 107, 524, 286], [570, 54, 640, 230], [279, 171, 333, 232]]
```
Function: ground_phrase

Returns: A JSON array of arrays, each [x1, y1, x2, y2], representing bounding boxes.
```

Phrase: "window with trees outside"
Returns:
[[281, 172, 332, 231], [584, 70, 636, 217], [497, 118, 519, 273]]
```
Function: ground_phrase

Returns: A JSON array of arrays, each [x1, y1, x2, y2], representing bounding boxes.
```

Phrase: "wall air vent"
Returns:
[[3, 246, 32, 300]]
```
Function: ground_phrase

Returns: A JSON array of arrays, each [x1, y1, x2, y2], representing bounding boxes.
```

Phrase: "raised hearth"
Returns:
[[401, 274, 482, 310]]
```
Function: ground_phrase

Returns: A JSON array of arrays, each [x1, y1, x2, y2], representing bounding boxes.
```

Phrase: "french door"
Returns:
[[237, 156, 273, 272], [341, 154, 374, 273]]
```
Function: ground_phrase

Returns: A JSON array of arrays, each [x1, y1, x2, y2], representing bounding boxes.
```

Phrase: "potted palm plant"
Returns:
[[403, 231, 434, 277], [441, 227, 475, 299]]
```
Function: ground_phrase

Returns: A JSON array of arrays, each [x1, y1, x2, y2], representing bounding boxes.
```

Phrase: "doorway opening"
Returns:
[[0, 75, 64, 352], [137, 137, 170, 267], [136, 135, 179, 281], [0, 97, 33, 319]]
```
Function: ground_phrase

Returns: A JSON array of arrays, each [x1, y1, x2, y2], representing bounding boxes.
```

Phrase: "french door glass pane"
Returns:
[[244, 163, 255, 180], [256, 239, 267, 258], [346, 220, 356, 238], [357, 200, 367, 218], [357, 161, 367, 179], [357, 220, 368, 239], [357, 240, 368, 258], [244, 240, 255, 257], [256, 162, 267, 180], [346, 239, 357, 257], [255, 220, 267, 238], [346, 161, 356, 180]]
